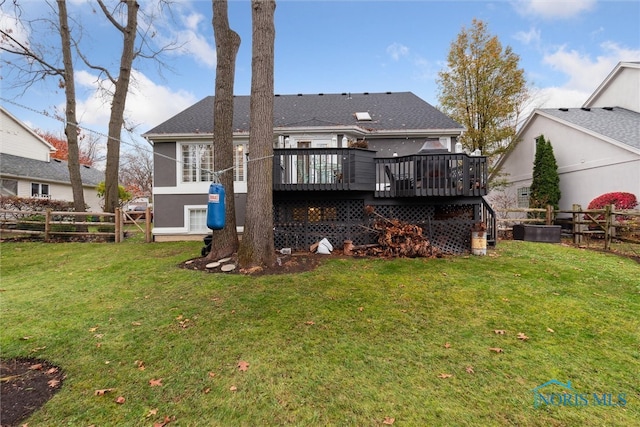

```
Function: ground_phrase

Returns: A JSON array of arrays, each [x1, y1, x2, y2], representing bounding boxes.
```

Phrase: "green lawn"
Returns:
[[1, 240, 638, 426]]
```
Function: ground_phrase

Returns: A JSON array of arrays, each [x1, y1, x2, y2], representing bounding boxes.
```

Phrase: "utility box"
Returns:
[[513, 224, 561, 243]]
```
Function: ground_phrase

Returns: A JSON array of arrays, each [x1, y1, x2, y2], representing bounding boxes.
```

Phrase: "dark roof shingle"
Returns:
[[0, 153, 104, 186], [540, 107, 640, 150], [144, 92, 463, 136]]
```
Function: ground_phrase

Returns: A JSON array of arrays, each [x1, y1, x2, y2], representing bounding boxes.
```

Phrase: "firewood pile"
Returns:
[[343, 206, 442, 258]]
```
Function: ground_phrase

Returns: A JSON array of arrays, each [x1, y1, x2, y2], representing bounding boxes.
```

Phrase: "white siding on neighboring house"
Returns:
[[13, 179, 102, 211], [492, 112, 640, 211], [584, 63, 640, 112], [0, 107, 54, 161]]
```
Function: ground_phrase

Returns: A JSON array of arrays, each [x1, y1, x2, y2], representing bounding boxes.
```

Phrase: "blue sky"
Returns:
[[1, 0, 639, 151]]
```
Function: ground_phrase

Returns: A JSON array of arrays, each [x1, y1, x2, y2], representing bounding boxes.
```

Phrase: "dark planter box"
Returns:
[[513, 224, 561, 243]]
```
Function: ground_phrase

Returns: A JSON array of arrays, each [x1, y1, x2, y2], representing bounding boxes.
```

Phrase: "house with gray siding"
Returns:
[[144, 91, 495, 252]]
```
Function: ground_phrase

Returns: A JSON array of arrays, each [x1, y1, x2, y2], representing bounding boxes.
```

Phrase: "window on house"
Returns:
[[188, 208, 208, 233], [0, 179, 18, 196], [234, 144, 246, 181], [31, 182, 50, 198], [517, 187, 530, 208], [182, 144, 213, 183]]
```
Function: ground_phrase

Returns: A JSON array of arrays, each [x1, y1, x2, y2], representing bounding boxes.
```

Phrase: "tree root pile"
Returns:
[[346, 210, 443, 258]]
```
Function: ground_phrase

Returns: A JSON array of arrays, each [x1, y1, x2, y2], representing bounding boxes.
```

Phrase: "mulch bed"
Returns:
[[0, 358, 65, 427]]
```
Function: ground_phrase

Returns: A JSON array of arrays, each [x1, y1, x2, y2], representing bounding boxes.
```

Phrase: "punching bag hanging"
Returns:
[[207, 182, 226, 230]]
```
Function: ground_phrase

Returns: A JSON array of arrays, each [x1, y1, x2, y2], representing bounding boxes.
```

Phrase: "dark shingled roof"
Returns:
[[0, 153, 104, 186], [540, 107, 640, 150], [144, 92, 463, 136]]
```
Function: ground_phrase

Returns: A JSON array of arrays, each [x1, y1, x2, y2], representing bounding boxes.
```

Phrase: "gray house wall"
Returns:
[[154, 142, 177, 187]]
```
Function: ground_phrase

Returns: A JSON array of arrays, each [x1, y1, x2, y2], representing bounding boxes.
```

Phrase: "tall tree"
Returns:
[[1, 1, 87, 212], [437, 19, 527, 160], [95, 0, 138, 213], [237, 0, 276, 268], [2, 1, 178, 213], [207, 0, 241, 260], [529, 134, 561, 210]]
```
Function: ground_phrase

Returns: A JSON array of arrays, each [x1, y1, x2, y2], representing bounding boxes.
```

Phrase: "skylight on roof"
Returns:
[[355, 112, 372, 121]]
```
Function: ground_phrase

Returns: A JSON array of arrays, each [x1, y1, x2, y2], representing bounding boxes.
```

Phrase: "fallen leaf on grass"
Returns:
[[466, 366, 475, 374], [494, 330, 506, 335], [21, 336, 32, 340], [89, 326, 99, 332], [146, 408, 158, 418], [444, 342, 451, 349], [358, 306, 364, 312], [149, 378, 163, 387], [203, 388, 211, 394], [489, 347, 504, 353], [46, 367, 59, 375], [546, 327, 555, 333], [383, 416, 395, 425], [135, 360, 145, 370], [229, 385, 237, 392], [437, 373, 453, 379], [237, 361, 250, 372], [208, 372, 216, 378], [153, 416, 174, 427], [94, 388, 115, 396], [517, 332, 529, 341], [305, 321, 315, 325], [115, 396, 126, 404], [131, 321, 142, 326]]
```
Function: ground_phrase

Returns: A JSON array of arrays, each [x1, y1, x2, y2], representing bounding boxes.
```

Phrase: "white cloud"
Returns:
[[514, 0, 596, 19], [514, 27, 541, 46], [386, 42, 409, 61], [534, 41, 640, 108], [0, 9, 31, 47], [72, 69, 197, 137]]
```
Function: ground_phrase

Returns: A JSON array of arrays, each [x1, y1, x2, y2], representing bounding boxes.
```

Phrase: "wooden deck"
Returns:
[[273, 148, 488, 197]]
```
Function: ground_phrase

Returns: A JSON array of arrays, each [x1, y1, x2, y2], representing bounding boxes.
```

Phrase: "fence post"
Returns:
[[145, 207, 152, 243], [572, 204, 583, 245], [546, 205, 553, 225], [115, 208, 121, 243], [604, 204, 613, 251], [44, 209, 52, 242]]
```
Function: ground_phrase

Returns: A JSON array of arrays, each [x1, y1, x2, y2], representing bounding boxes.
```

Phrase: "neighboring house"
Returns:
[[144, 91, 495, 252], [0, 106, 104, 211], [491, 62, 640, 212]]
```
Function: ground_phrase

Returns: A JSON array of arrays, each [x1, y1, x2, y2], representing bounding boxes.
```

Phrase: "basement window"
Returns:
[[517, 187, 530, 208]]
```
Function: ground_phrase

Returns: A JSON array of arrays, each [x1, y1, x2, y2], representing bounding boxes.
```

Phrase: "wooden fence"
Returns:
[[495, 204, 640, 250], [0, 208, 151, 243]]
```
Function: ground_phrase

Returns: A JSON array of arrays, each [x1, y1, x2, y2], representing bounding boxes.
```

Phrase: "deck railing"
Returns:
[[375, 154, 488, 197], [273, 148, 376, 191], [272, 148, 487, 197]]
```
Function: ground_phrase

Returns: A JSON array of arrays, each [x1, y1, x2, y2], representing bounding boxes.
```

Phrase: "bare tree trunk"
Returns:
[[103, 0, 138, 213], [206, 0, 241, 260], [57, 0, 86, 213], [237, 0, 276, 268]]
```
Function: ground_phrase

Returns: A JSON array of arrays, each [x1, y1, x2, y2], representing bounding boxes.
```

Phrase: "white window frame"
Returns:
[[185, 205, 209, 234], [31, 182, 50, 199], [181, 143, 214, 184]]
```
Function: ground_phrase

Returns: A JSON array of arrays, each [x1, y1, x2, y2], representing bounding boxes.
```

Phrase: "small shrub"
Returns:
[[587, 192, 638, 223], [587, 192, 638, 211]]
